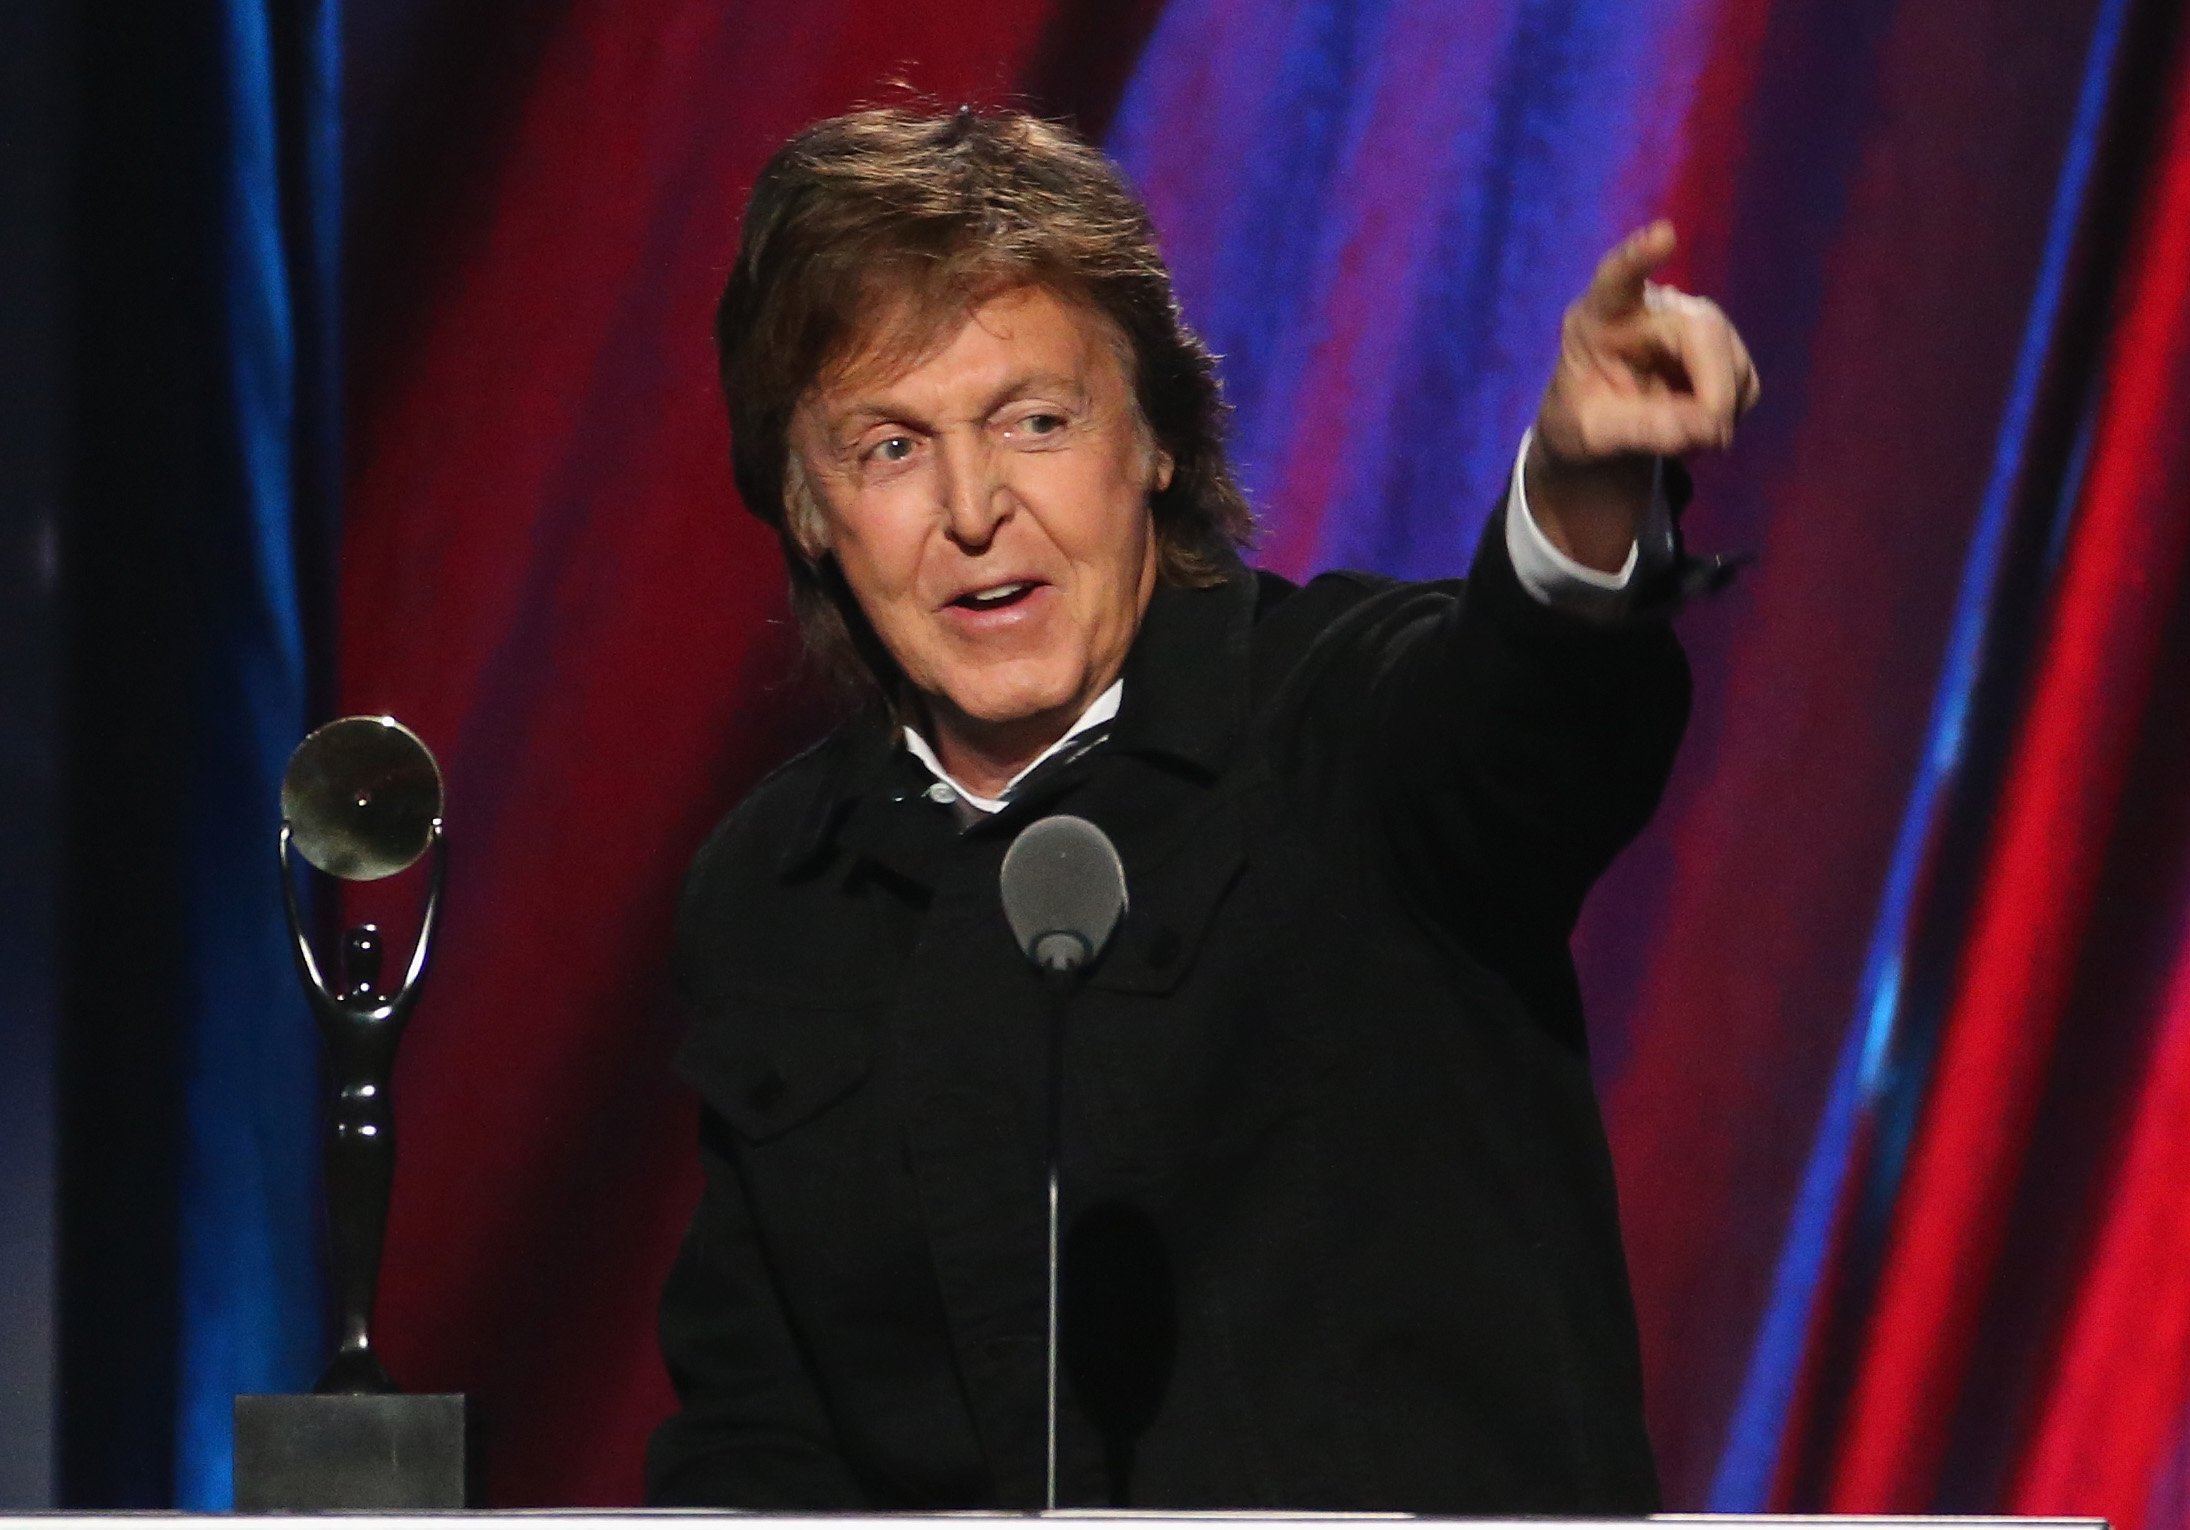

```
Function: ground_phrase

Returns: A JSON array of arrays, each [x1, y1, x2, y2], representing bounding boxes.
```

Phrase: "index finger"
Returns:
[[1582, 220, 1678, 320]]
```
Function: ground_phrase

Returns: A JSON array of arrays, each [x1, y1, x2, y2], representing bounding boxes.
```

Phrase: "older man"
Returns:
[[647, 106, 1757, 1513]]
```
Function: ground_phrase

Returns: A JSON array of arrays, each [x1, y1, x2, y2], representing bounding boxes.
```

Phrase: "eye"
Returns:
[[1005, 411, 1068, 442], [863, 434, 916, 464]]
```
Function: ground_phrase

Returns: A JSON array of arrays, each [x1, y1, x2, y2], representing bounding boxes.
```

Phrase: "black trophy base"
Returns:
[[233, 1392, 473, 1511]]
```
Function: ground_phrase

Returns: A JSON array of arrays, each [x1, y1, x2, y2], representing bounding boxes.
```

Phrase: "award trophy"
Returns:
[[232, 716, 471, 1511]]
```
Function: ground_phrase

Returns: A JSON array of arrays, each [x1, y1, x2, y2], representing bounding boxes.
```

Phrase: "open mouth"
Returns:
[[949, 581, 1042, 612]]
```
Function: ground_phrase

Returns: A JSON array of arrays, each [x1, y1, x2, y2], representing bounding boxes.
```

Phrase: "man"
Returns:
[[647, 105, 1757, 1513]]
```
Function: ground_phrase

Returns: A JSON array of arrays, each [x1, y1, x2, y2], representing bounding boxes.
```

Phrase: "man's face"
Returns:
[[790, 285, 1172, 754]]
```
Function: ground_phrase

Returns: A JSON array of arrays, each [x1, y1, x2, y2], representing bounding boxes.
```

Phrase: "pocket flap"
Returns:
[[677, 996, 879, 1142], [1087, 802, 1248, 997]]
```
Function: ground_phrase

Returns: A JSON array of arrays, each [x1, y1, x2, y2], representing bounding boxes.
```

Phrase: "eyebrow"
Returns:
[[823, 371, 1092, 439]]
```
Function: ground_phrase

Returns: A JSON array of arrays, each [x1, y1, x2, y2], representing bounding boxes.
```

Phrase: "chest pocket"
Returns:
[[677, 994, 881, 1143], [1084, 795, 1247, 997]]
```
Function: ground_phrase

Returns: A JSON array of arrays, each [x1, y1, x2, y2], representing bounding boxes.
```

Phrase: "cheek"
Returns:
[[825, 488, 928, 600], [1101, 471, 1161, 601], [1033, 450, 1158, 570]]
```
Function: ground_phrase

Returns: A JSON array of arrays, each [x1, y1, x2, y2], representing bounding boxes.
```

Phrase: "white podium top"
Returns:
[[0, 1514, 2112, 1528]]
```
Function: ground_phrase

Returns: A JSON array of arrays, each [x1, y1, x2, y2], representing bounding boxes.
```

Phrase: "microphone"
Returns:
[[999, 814, 1126, 1510], [1001, 813, 1128, 975]]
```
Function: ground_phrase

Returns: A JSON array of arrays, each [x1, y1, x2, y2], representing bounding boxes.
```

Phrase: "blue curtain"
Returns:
[[1107, 0, 1697, 580], [170, 0, 341, 1506], [61, 0, 337, 1507]]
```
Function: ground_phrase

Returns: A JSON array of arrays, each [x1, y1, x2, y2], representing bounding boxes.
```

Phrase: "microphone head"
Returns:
[[1000, 814, 1128, 975]]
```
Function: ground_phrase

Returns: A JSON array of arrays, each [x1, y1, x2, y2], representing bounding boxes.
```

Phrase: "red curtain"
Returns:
[[1840, 26, 2190, 1514]]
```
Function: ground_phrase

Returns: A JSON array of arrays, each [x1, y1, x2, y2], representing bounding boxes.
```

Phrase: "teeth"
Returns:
[[965, 582, 1030, 607]]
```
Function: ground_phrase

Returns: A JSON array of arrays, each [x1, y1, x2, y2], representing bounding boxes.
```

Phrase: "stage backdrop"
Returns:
[[330, 0, 2190, 1520]]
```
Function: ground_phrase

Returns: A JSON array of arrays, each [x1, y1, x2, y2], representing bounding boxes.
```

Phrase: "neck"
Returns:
[[924, 705, 1077, 801]]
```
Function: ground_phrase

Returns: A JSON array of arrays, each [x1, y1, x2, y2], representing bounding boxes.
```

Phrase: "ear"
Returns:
[[1150, 447, 1175, 495]]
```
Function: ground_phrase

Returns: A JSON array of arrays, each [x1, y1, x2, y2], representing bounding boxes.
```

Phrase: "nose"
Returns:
[[936, 431, 1009, 551]]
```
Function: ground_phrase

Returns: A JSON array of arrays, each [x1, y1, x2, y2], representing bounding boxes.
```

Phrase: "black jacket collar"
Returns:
[[1108, 552, 1255, 778]]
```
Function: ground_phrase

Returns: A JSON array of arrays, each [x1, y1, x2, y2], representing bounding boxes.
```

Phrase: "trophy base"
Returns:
[[233, 1391, 473, 1510]]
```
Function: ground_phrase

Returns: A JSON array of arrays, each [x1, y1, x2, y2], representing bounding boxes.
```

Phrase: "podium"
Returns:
[[0, 1514, 2114, 1528]]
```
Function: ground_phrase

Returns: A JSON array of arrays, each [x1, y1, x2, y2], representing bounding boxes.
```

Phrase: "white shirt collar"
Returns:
[[902, 680, 1123, 815]]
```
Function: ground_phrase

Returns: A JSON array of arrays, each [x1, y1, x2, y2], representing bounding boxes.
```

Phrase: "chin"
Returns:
[[940, 670, 1084, 732]]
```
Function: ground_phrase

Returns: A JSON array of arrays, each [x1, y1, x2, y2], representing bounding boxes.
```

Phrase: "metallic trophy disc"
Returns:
[[281, 716, 444, 882]]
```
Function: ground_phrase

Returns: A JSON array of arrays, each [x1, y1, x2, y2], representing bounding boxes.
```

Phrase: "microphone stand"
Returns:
[[1041, 960, 1076, 1513], [999, 813, 1127, 1512]]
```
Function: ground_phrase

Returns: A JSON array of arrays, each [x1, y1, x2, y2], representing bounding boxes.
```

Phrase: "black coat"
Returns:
[[646, 510, 1689, 1513]]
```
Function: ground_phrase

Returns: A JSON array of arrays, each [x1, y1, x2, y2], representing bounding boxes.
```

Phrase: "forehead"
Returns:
[[809, 283, 1131, 416]]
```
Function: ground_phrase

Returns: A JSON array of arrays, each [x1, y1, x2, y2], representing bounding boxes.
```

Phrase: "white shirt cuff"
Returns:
[[1503, 428, 1674, 622]]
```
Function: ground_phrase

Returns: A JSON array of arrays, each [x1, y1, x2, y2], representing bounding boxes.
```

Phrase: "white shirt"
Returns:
[[904, 681, 1123, 815], [906, 432, 1671, 813]]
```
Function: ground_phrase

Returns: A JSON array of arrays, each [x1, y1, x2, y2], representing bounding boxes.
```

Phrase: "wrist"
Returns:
[[1524, 432, 1654, 574]]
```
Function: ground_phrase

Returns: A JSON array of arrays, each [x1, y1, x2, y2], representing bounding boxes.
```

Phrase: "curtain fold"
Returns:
[[1836, 20, 2190, 1514], [169, 0, 342, 1506], [61, 0, 338, 1508]]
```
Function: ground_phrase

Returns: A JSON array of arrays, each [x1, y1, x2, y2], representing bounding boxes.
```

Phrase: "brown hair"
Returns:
[[715, 103, 1255, 698]]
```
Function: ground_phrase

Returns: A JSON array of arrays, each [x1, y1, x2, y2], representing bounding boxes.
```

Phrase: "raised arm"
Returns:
[[1362, 224, 1756, 1040]]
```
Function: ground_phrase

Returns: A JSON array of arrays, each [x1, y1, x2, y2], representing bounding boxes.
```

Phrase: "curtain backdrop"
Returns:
[[58, 0, 338, 1508], [340, 0, 2190, 1519]]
